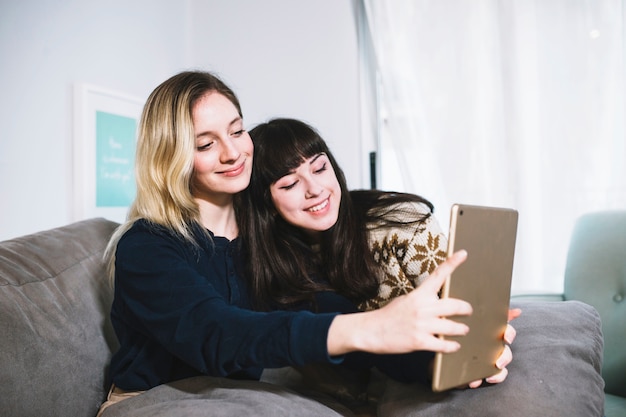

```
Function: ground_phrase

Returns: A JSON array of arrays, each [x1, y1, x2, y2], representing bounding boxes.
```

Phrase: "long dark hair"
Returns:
[[237, 118, 433, 310]]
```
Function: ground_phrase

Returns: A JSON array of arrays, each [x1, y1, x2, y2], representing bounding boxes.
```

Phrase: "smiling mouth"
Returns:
[[307, 199, 329, 212], [221, 162, 245, 177]]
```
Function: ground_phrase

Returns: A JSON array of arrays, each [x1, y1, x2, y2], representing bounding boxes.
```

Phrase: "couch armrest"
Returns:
[[510, 292, 565, 302], [0, 218, 120, 417]]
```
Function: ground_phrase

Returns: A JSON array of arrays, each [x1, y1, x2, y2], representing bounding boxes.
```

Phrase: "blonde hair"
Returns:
[[104, 71, 243, 282]]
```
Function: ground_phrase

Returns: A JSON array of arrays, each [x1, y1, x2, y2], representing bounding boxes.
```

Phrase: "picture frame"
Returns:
[[73, 83, 144, 223]]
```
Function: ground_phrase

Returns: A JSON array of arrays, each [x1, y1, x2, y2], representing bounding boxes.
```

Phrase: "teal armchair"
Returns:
[[516, 211, 626, 415], [563, 211, 626, 416]]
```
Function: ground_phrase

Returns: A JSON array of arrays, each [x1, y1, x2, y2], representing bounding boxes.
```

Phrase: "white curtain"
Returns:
[[360, 0, 626, 295]]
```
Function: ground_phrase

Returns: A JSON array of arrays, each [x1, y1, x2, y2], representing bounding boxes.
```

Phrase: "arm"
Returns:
[[327, 250, 472, 356], [113, 224, 338, 380]]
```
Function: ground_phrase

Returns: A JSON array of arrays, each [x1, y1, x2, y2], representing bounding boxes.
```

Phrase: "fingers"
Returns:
[[434, 297, 473, 318], [496, 345, 513, 370], [441, 249, 468, 274], [421, 250, 468, 294], [468, 367, 509, 388], [504, 323, 517, 345], [421, 335, 462, 354], [469, 344, 513, 388], [485, 367, 509, 384], [468, 379, 483, 389], [415, 250, 472, 317], [425, 315, 470, 338], [508, 308, 522, 322], [488, 343, 513, 384]]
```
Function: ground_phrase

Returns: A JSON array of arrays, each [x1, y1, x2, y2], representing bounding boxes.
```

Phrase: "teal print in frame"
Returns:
[[95, 111, 136, 207], [73, 83, 143, 223]]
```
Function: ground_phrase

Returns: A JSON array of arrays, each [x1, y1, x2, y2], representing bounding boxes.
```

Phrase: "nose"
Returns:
[[220, 137, 241, 163], [304, 178, 323, 198]]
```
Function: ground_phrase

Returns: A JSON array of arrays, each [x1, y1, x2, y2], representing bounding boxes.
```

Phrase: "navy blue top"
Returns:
[[109, 220, 341, 391]]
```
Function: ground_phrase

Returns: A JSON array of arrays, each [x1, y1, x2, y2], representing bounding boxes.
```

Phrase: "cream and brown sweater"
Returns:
[[359, 202, 449, 311]]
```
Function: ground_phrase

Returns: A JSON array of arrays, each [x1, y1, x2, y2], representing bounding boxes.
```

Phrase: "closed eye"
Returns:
[[280, 180, 298, 191], [314, 162, 327, 174], [197, 142, 213, 151]]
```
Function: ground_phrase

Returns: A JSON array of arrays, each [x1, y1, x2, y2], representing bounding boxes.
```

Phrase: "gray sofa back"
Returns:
[[0, 218, 120, 417]]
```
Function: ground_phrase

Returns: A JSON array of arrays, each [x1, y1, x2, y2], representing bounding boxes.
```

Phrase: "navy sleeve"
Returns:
[[110, 224, 340, 388]]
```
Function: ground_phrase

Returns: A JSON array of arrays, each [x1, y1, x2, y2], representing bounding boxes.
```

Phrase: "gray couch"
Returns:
[[0, 218, 607, 416]]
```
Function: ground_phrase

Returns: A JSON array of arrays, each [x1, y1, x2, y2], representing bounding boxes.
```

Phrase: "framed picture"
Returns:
[[73, 83, 144, 223]]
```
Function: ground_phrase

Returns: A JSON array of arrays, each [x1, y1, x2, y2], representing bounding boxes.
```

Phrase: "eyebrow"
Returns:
[[309, 152, 326, 165], [279, 153, 327, 179], [195, 116, 242, 139], [286, 153, 326, 173]]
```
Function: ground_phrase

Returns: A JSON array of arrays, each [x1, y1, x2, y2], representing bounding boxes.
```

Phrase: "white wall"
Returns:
[[188, 0, 362, 184], [0, 0, 363, 240]]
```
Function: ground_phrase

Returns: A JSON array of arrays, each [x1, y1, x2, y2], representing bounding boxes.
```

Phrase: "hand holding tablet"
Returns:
[[432, 204, 519, 392]]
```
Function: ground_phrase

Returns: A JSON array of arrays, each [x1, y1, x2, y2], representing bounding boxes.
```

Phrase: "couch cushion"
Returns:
[[102, 376, 350, 417], [0, 218, 120, 417], [377, 300, 605, 417]]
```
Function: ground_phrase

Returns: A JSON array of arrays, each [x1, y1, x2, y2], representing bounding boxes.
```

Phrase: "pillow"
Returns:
[[377, 300, 605, 417]]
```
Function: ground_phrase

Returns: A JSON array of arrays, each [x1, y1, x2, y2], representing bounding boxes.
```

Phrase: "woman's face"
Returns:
[[191, 92, 253, 202], [270, 152, 341, 238]]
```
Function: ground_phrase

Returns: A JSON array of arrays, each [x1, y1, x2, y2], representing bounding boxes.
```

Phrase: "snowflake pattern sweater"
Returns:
[[359, 202, 448, 311]]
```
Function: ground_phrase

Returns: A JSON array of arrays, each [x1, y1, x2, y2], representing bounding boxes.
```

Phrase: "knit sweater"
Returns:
[[359, 202, 448, 311]]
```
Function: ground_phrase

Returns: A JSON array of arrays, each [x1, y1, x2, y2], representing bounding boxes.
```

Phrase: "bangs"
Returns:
[[253, 119, 329, 185]]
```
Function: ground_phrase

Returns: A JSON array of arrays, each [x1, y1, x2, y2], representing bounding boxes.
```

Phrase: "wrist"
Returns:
[[327, 312, 370, 356]]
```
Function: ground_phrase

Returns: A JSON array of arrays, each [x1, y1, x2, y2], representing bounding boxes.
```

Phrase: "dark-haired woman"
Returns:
[[240, 118, 518, 396]]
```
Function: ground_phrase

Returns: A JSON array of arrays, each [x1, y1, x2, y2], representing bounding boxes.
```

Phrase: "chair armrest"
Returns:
[[510, 293, 565, 302]]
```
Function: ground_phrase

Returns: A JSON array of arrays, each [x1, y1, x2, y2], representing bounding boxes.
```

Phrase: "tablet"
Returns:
[[431, 203, 518, 392]]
